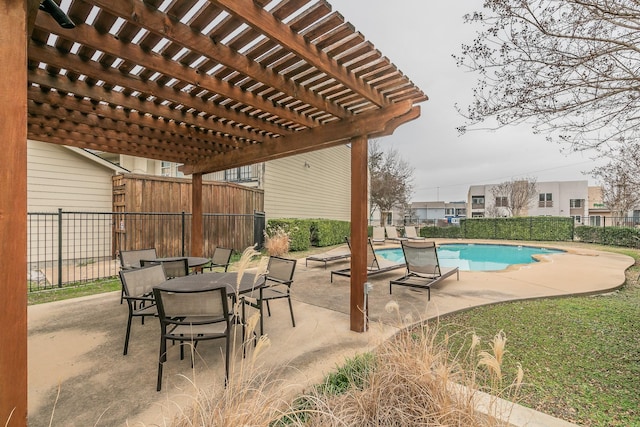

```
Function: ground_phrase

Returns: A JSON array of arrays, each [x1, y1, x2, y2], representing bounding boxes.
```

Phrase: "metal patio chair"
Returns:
[[153, 285, 232, 391]]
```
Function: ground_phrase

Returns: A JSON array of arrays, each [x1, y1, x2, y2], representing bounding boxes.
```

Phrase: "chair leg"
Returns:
[[123, 314, 133, 355], [287, 297, 295, 327], [266, 300, 271, 317], [157, 337, 167, 392]]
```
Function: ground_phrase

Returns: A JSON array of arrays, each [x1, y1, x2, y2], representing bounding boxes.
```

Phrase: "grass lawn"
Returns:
[[435, 247, 640, 427], [27, 277, 121, 305]]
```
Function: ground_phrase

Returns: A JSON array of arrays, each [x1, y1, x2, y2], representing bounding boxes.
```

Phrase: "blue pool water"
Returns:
[[376, 243, 564, 271]]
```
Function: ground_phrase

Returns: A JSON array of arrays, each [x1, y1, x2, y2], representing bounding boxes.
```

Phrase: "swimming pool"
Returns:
[[376, 243, 564, 271]]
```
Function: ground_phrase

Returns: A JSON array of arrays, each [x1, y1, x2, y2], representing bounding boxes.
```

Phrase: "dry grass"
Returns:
[[280, 322, 522, 427], [264, 227, 290, 256], [167, 324, 523, 425]]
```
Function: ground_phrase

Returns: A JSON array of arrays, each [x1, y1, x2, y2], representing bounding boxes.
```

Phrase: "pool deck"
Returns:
[[27, 240, 634, 426]]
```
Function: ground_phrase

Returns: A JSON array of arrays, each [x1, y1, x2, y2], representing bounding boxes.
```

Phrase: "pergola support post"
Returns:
[[0, 1, 28, 424], [350, 135, 368, 332], [191, 173, 203, 257]]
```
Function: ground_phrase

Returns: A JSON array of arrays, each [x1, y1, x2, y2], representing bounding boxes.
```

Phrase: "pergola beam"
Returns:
[[182, 100, 416, 174]]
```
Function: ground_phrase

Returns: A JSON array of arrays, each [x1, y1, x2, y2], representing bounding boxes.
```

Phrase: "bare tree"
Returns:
[[591, 144, 640, 218], [455, 1, 640, 150], [491, 178, 538, 217], [369, 141, 414, 226]]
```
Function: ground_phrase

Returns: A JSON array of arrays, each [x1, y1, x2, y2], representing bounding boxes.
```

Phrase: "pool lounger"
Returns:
[[306, 251, 351, 269], [389, 266, 459, 300], [330, 264, 405, 282]]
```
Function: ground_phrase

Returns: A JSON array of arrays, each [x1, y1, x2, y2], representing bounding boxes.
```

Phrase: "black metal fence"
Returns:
[[27, 209, 265, 291]]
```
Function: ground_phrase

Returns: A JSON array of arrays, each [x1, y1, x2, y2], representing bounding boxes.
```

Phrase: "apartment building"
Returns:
[[467, 180, 589, 221]]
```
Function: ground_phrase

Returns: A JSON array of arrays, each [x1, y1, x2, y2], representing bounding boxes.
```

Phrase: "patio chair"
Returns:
[[389, 240, 459, 299], [203, 247, 233, 272], [385, 226, 408, 242], [371, 226, 386, 245], [404, 226, 426, 240], [305, 244, 351, 269], [331, 238, 405, 282], [141, 257, 189, 279], [153, 285, 232, 391], [118, 248, 157, 303], [119, 264, 167, 355], [119, 248, 157, 270], [243, 256, 297, 335]]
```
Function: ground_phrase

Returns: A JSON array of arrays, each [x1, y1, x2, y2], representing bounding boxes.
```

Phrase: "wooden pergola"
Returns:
[[1, 0, 426, 423]]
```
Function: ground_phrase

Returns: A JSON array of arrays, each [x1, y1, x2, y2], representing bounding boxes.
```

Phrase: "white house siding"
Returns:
[[27, 140, 117, 212], [27, 140, 124, 267], [264, 145, 351, 221]]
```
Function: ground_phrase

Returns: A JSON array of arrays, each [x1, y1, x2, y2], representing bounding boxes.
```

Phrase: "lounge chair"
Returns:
[[389, 240, 459, 299], [404, 226, 426, 240], [385, 226, 408, 242], [371, 226, 386, 245], [306, 244, 351, 269], [331, 238, 405, 282]]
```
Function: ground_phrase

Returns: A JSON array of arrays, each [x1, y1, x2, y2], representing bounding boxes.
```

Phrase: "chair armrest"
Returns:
[[265, 277, 293, 287]]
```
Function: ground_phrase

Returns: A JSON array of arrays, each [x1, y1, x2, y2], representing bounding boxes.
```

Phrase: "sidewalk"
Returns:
[[27, 241, 633, 426]]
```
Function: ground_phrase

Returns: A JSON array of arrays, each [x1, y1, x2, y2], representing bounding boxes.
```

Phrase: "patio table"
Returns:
[[154, 272, 267, 334]]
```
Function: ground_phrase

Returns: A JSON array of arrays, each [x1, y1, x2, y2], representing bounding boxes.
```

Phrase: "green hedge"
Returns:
[[266, 218, 351, 251], [420, 226, 463, 239], [574, 225, 640, 247], [459, 217, 574, 241], [310, 220, 351, 247], [418, 217, 574, 241]]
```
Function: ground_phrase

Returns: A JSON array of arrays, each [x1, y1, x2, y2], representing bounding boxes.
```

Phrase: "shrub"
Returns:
[[266, 219, 310, 252], [310, 219, 350, 247], [264, 226, 290, 256], [460, 217, 574, 241]]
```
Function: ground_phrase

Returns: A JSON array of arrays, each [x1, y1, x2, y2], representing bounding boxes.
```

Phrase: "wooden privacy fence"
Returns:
[[113, 174, 264, 254]]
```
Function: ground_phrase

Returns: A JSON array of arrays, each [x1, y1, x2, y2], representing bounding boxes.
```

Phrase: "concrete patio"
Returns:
[[27, 240, 634, 426]]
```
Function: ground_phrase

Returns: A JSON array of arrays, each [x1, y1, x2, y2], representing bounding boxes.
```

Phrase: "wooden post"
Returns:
[[350, 135, 368, 332], [191, 173, 203, 257], [0, 1, 28, 424]]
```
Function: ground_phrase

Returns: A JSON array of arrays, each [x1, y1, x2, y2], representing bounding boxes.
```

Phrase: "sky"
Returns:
[[328, 0, 606, 202]]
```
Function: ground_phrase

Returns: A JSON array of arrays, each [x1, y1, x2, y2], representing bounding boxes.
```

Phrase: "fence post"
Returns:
[[57, 208, 63, 288], [181, 211, 186, 257], [254, 211, 266, 249]]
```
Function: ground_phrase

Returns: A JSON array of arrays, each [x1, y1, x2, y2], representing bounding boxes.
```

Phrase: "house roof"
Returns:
[[28, 0, 427, 174], [64, 145, 130, 173]]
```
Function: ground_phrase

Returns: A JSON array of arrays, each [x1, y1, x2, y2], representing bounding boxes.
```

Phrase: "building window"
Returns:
[[590, 216, 602, 226], [224, 166, 253, 182], [385, 212, 393, 225], [161, 161, 172, 177], [472, 196, 485, 209], [570, 199, 583, 208], [495, 196, 508, 207], [471, 212, 484, 218], [539, 193, 553, 208], [571, 215, 582, 223], [445, 208, 455, 216]]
